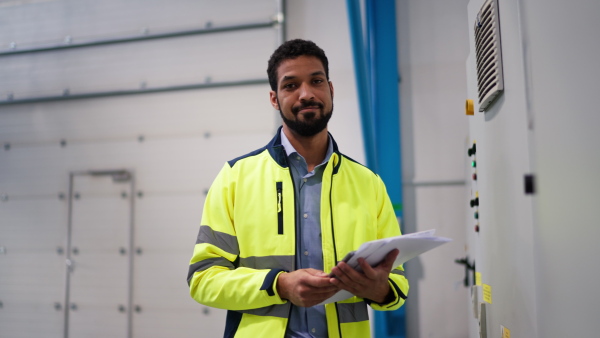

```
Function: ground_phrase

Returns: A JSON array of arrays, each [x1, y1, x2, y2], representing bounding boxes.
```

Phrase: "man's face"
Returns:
[[269, 55, 334, 137]]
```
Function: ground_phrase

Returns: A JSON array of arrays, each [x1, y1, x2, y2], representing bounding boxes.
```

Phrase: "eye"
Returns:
[[313, 79, 324, 84], [283, 83, 296, 89]]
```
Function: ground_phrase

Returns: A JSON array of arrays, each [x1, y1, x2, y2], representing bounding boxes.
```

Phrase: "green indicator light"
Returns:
[[471, 161, 477, 168], [474, 212, 479, 219]]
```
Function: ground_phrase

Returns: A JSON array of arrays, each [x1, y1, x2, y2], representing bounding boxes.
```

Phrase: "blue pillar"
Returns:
[[345, 0, 378, 172], [347, 0, 405, 337]]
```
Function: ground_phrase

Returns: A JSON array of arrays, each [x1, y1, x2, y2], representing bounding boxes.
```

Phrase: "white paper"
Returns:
[[319, 229, 452, 304]]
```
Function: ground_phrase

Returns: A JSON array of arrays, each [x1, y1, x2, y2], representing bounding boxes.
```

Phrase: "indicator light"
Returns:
[[471, 161, 477, 168]]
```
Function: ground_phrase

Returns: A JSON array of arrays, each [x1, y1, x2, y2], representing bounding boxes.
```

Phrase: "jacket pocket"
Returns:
[[276, 182, 283, 235]]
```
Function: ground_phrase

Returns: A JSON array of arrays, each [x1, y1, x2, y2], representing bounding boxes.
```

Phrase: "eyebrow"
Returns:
[[281, 71, 327, 82]]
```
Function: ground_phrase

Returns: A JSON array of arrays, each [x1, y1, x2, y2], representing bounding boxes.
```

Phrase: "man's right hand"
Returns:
[[276, 268, 340, 307]]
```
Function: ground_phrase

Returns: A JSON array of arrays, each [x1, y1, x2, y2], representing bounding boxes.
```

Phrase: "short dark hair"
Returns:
[[267, 39, 329, 91]]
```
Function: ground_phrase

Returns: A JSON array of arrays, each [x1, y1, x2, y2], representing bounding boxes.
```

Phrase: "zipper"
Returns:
[[276, 181, 284, 235], [328, 162, 343, 338]]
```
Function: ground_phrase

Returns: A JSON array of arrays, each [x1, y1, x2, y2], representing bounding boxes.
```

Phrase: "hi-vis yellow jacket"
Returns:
[[188, 129, 409, 338]]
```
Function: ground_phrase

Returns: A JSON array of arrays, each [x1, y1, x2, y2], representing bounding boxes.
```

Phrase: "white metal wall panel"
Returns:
[[0, 199, 66, 338], [67, 175, 130, 338], [522, 0, 600, 337], [0, 0, 279, 337], [396, 0, 470, 337], [0, 29, 275, 98], [0, 0, 276, 47]]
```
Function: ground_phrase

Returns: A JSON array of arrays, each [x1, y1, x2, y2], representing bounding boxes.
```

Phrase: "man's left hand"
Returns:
[[329, 249, 399, 304]]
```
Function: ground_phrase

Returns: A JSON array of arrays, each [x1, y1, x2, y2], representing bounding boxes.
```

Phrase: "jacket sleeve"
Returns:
[[368, 176, 409, 311], [187, 163, 287, 310]]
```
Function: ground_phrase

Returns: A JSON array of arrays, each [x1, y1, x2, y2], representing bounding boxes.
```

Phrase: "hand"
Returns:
[[329, 249, 399, 303], [277, 268, 340, 307]]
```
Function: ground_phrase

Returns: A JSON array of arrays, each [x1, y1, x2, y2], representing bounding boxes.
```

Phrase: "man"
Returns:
[[188, 39, 408, 338]]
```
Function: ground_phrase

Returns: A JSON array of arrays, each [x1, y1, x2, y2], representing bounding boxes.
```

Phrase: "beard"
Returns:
[[279, 99, 333, 137]]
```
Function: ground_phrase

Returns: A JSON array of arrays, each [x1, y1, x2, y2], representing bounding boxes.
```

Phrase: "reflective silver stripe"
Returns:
[[187, 257, 233, 284], [239, 255, 294, 271], [196, 225, 239, 255], [391, 269, 405, 276], [237, 303, 290, 318], [337, 301, 369, 323]]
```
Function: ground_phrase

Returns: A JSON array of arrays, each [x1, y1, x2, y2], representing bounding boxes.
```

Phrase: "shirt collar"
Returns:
[[280, 128, 334, 166]]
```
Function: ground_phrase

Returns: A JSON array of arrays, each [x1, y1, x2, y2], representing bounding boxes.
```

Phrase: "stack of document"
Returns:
[[321, 229, 452, 304]]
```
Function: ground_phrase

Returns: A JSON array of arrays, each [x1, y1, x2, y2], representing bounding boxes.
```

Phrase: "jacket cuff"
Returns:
[[260, 269, 287, 297], [367, 279, 407, 310]]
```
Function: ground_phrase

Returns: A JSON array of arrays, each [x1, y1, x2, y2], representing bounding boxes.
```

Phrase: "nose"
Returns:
[[298, 82, 315, 101]]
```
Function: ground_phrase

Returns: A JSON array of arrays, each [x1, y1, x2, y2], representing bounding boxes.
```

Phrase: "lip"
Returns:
[[299, 106, 320, 112]]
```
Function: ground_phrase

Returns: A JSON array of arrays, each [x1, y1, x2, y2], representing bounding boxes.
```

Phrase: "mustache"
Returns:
[[291, 101, 324, 114]]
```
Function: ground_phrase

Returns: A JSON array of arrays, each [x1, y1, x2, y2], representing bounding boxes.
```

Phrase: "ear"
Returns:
[[269, 90, 279, 110], [329, 81, 334, 99]]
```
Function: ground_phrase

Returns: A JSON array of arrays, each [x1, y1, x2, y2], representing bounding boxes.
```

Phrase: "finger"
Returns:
[[337, 262, 367, 283], [331, 264, 365, 289], [304, 268, 329, 277], [357, 258, 377, 279], [304, 274, 336, 288]]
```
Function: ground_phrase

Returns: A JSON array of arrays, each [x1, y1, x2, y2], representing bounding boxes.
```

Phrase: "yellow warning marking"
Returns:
[[501, 325, 511, 338], [483, 284, 492, 303], [475, 272, 482, 286]]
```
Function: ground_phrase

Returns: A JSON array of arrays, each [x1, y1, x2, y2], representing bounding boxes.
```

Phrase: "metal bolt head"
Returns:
[[56, 247, 64, 255], [0, 194, 8, 202], [205, 21, 213, 29], [202, 307, 210, 315], [70, 303, 77, 311], [119, 247, 127, 255], [137, 135, 145, 142], [118, 305, 126, 313], [7, 93, 14, 101], [3, 143, 10, 151], [74, 192, 80, 200], [135, 247, 142, 255], [62, 89, 70, 96], [137, 191, 143, 198], [60, 139, 67, 147], [121, 191, 128, 199], [72, 247, 79, 255], [58, 192, 66, 200], [54, 302, 62, 311], [9, 42, 16, 49], [134, 305, 141, 313], [64, 36, 72, 44]]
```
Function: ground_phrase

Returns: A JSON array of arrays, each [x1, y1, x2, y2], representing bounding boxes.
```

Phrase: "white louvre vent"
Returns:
[[475, 0, 504, 112]]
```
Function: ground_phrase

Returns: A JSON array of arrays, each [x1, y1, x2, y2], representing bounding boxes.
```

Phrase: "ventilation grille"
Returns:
[[474, 0, 504, 112]]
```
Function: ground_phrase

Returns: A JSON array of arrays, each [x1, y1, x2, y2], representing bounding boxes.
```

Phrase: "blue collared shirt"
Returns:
[[280, 130, 334, 338]]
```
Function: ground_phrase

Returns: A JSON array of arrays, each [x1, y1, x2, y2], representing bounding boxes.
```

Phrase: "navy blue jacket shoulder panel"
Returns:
[[227, 126, 351, 175]]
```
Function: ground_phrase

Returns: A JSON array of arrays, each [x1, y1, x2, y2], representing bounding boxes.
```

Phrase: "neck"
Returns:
[[282, 125, 329, 172]]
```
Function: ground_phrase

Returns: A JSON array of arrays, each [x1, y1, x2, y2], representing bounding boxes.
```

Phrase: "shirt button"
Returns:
[[311, 328, 316, 333], [303, 213, 308, 219], [296, 156, 301, 161], [303, 178, 307, 182], [304, 251, 309, 256]]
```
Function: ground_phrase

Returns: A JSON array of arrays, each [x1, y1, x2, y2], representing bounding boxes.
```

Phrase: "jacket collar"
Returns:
[[267, 126, 341, 173]]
